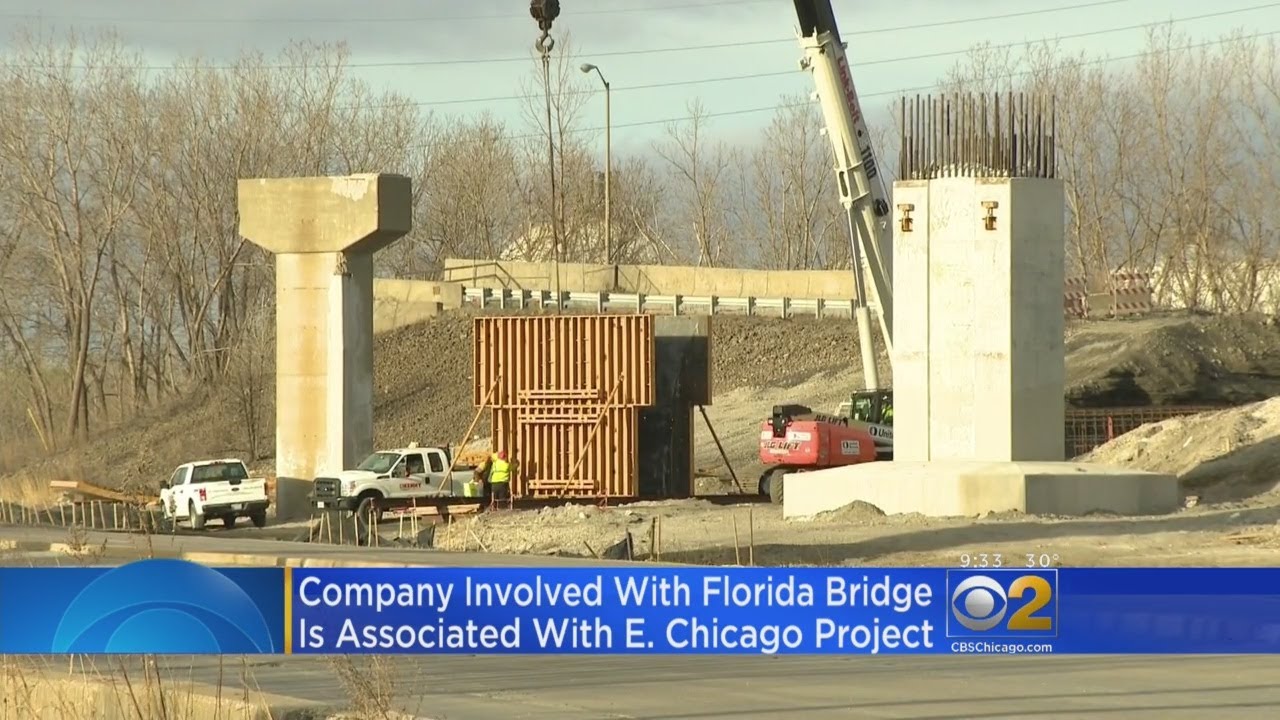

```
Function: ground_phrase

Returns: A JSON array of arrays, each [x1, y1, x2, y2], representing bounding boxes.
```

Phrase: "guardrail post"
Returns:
[[596, 292, 605, 313], [673, 294, 682, 316], [746, 297, 755, 316], [781, 297, 790, 319], [709, 295, 719, 315], [636, 293, 645, 313], [816, 299, 825, 319]]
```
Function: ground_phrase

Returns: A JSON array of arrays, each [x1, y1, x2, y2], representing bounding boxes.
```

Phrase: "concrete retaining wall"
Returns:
[[372, 279, 464, 334], [440, 259, 858, 299]]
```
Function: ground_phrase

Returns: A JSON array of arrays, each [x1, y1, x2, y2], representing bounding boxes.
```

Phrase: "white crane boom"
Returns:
[[793, 0, 894, 390]]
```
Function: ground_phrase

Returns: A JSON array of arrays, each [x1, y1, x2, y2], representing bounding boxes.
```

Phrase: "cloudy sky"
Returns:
[[1, 0, 1275, 153]]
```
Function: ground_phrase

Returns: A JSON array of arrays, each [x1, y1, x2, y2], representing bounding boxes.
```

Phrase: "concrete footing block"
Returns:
[[782, 461, 1180, 519]]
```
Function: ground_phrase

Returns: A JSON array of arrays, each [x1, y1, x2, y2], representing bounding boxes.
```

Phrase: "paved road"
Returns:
[[150, 653, 1279, 719]]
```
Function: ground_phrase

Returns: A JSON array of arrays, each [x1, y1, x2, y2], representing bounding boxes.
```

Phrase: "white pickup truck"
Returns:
[[310, 445, 480, 518], [160, 459, 271, 530]]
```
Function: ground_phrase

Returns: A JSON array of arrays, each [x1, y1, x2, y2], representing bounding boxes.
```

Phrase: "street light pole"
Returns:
[[581, 63, 611, 266]]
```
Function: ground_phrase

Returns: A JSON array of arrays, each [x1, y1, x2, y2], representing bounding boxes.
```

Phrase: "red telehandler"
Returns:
[[757, 391, 893, 503]]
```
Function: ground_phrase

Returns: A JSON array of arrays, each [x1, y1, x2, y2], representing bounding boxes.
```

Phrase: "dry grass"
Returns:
[[328, 657, 415, 720], [0, 473, 54, 508], [0, 653, 428, 719], [0, 655, 281, 720]]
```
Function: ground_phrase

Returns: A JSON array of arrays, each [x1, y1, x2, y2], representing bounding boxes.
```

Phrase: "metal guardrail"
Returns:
[[463, 285, 1153, 320], [463, 288, 866, 318]]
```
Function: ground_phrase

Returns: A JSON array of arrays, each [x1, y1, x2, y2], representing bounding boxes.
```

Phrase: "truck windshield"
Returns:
[[356, 452, 400, 473], [191, 463, 248, 484]]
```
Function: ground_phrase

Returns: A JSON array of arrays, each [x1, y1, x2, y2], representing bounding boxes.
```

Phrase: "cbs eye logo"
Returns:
[[50, 559, 277, 654], [947, 570, 1058, 638]]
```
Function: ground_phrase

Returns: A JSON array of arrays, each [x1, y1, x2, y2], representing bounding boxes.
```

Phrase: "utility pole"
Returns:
[[530, 0, 562, 312], [580, 63, 611, 267]]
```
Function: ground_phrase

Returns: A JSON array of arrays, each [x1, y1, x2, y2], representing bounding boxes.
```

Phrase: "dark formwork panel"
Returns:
[[638, 317, 712, 498]]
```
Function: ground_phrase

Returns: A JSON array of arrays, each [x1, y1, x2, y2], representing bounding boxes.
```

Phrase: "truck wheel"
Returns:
[[768, 470, 785, 505], [249, 510, 267, 529], [223, 515, 236, 530], [189, 501, 206, 530], [353, 495, 381, 546]]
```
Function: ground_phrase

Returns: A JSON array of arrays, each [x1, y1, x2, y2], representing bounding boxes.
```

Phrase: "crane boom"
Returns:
[[793, 0, 894, 389]]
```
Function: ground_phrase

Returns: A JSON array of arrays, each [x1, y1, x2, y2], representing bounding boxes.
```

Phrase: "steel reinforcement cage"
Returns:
[[1064, 405, 1221, 458], [473, 314, 656, 499]]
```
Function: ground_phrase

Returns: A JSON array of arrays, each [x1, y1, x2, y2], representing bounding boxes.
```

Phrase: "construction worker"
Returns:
[[482, 450, 514, 505]]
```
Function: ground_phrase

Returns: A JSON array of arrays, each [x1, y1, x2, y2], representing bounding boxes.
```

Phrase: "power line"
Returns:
[[0, 0, 776, 24], [11, 0, 1141, 71], [485, 28, 1280, 144], [371, 3, 1280, 109], [340, 1, 1280, 69]]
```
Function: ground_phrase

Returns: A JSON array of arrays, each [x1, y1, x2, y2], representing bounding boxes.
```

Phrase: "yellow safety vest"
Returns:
[[489, 455, 511, 485]]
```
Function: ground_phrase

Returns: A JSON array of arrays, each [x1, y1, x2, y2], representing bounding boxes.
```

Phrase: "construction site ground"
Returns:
[[361, 486, 1280, 568], [5, 309, 1280, 569]]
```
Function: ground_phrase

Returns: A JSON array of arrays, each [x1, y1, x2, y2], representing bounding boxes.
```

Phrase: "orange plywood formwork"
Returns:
[[474, 314, 655, 409], [473, 314, 654, 499], [494, 407, 638, 498]]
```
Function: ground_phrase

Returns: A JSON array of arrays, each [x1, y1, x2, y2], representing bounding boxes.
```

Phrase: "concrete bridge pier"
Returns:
[[237, 174, 412, 520]]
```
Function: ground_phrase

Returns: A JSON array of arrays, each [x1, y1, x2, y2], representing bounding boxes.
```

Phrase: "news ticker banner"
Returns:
[[4, 559, 1280, 654]]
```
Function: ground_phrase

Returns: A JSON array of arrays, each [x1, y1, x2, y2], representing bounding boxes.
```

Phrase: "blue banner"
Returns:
[[5, 560, 1280, 654]]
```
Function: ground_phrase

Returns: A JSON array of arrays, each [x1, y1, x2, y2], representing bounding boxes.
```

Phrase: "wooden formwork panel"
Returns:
[[473, 315, 655, 409], [492, 407, 638, 498]]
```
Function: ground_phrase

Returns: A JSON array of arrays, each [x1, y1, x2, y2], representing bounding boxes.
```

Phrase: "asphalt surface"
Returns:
[[4, 525, 1278, 718], [150, 653, 1280, 719]]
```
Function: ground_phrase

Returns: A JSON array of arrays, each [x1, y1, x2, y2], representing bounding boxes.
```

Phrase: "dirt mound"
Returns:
[[2, 314, 877, 491], [814, 500, 887, 522], [372, 313, 481, 449], [1065, 313, 1280, 407], [709, 316, 887, 391], [9, 309, 1280, 493], [1082, 397, 1280, 502]]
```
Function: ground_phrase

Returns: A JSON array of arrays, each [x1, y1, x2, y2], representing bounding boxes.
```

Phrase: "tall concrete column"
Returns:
[[891, 175, 1065, 463], [237, 174, 412, 519]]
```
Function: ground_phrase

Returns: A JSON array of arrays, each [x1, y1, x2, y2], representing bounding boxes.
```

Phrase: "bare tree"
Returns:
[[613, 156, 678, 264], [423, 115, 524, 265], [0, 29, 150, 440], [936, 25, 1278, 312], [0, 30, 439, 460], [226, 300, 275, 461], [736, 99, 842, 269], [656, 100, 733, 267], [514, 34, 602, 263]]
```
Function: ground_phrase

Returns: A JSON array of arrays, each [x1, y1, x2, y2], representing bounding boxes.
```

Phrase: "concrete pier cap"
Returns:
[[237, 174, 412, 520], [238, 174, 412, 255]]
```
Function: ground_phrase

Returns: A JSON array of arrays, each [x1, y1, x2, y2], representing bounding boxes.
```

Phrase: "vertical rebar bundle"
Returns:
[[898, 92, 1057, 180]]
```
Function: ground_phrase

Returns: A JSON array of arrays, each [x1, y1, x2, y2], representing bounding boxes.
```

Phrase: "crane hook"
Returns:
[[529, 0, 560, 54]]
